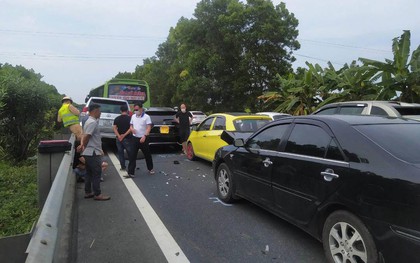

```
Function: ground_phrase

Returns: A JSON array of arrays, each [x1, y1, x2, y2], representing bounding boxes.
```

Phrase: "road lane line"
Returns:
[[108, 152, 189, 263]]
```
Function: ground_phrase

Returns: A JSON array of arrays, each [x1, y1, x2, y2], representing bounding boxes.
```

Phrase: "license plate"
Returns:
[[160, 125, 169, 134], [100, 119, 112, 127]]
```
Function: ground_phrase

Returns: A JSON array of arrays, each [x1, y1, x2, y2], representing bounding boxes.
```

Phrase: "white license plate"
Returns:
[[100, 119, 113, 127]]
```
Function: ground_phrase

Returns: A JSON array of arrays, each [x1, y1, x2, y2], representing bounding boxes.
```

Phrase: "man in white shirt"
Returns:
[[126, 103, 155, 178]]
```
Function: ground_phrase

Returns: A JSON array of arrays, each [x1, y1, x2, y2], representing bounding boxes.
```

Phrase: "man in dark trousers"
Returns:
[[126, 103, 155, 178], [77, 103, 110, 201], [175, 103, 192, 155], [113, 105, 132, 171]]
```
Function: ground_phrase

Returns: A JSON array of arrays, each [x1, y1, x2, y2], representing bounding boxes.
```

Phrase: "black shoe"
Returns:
[[120, 167, 126, 171], [123, 174, 135, 178]]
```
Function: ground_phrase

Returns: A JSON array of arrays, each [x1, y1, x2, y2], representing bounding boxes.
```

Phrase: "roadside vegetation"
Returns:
[[0, 64, 63, 237], [0, 160, 39, 237]]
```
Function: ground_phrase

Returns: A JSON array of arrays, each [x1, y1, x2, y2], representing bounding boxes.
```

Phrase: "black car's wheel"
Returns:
[[186, 142, 196, 161], [216, 163, 236, 203], [322, 210, 378, 263]]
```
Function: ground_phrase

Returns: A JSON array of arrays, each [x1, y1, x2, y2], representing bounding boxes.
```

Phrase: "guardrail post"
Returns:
[[37, 140, 72, 209]]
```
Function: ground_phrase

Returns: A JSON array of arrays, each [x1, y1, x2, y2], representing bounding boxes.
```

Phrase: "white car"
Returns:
[[256, 112, 291, 120], [81, 97, 130, 139], [190, 111, 207, 125]]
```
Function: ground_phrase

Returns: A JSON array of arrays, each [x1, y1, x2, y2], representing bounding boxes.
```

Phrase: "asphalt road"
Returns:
[[125, 145, 326, 263]]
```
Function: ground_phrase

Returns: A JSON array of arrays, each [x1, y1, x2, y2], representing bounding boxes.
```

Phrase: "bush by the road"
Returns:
[[0, 160, 39, 237]]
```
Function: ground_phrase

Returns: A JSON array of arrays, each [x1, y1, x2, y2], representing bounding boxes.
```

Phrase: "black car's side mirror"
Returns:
[[233, 138, 245, 147]]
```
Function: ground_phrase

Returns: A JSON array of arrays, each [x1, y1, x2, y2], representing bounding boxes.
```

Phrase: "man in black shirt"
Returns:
[[113, 105, 132, 170], [175, 103, 193, 154]]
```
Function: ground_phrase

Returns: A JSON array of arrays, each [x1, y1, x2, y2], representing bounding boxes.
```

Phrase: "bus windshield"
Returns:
[[108, 84, 148, 105]]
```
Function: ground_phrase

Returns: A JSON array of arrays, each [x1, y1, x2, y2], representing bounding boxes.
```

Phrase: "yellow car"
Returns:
[[186, 113, 271, 161]]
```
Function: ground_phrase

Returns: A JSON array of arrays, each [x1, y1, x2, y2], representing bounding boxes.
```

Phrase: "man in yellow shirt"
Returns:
[[57, 96, 82, 141]]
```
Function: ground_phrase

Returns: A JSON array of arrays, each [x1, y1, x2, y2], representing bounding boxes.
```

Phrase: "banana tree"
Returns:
[[359, 30, 420, 102]]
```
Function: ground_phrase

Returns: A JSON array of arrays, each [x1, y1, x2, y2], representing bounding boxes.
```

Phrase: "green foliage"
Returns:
[[359, 30, 420, 102], [117, 0, 299, 112], [0, 161, 39, 237], [260, 31, 420, 115], [0, 64, 62, 163]]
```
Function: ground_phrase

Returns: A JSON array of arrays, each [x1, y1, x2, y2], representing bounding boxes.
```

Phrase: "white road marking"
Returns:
[[108, 152, 189, 263]]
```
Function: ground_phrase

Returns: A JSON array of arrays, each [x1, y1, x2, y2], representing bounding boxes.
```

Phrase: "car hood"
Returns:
[[221, 130, 254, 145]]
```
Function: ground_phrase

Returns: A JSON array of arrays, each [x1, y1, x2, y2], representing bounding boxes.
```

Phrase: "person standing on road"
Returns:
[[77, 103, 110, 201], [175, 103, 192, 155], [57, 96, 82, 141], [113, 105, 132, 171], [126, 103, 155, 178]]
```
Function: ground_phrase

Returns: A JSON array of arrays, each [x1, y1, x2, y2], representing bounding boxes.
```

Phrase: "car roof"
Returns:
[[208, 113, 271, 119], [318, 100, 420, 108], [282, 114, 420, 126], [88, 97, 129, 103]]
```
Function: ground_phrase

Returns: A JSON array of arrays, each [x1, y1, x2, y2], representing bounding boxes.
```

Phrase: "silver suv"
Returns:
[[81, 97, 130, 139], [313, 101, 420, 120]]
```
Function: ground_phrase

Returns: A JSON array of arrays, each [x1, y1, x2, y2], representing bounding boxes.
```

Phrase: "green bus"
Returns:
[[85, 79, 151, 108]]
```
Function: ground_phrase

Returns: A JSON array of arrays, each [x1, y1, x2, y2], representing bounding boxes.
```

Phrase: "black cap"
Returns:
[[88, 103, 101, 112]]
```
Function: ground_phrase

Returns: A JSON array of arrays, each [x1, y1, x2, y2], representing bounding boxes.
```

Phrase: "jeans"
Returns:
[[128, 136, 153, 175], [116, 137, 132, 169], [84, 154, 102, 196]]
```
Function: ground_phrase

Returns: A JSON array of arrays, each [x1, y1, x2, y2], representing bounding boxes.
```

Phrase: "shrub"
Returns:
[[0, 161, 39, 237]]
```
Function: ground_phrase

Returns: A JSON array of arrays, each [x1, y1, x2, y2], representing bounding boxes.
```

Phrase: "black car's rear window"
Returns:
[[146, 111, 176, 125], [91, 99, 126, 114], [355, 123, 420, 163], [393, 106, 420, 116], [146, 111, 176, 116]]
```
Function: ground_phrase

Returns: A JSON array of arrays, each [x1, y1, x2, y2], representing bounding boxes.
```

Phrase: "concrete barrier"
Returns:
[[26, 135, 76, 263]]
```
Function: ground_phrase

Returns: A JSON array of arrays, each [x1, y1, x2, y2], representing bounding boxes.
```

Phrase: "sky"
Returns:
[[1, 0, 419, 104]]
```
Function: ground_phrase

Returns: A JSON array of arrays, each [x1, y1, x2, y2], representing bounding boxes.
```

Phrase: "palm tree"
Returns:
[[359, 30, 420, 102]]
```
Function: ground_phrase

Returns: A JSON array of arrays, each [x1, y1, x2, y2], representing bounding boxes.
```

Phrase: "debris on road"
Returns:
[[261, 245, 269, 254], [174, 160, 180, 164]]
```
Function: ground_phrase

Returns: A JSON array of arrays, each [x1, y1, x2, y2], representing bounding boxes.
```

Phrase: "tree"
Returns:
[[123, 0, 300, 112], [0, 64, 61, 162], [360, 30, 420, 102]]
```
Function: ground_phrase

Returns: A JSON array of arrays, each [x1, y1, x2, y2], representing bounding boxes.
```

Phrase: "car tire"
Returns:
[[186, 142, 196, 161], [216, 163, 236, 203], [322, 210, 379, 263]]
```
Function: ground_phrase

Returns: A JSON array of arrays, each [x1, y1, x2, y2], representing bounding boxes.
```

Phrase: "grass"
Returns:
[[0, 160, 39, 237]]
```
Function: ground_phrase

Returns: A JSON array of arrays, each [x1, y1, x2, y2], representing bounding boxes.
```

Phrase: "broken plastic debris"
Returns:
[[261, 245, 269, 254]]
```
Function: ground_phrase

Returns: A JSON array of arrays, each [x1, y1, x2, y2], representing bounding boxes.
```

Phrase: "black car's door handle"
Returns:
[[262, 158, 273, 167], [321, 168, 339, 182]]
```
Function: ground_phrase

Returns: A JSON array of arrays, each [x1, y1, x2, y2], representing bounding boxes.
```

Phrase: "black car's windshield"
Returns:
[[355, 123, 420, 163]]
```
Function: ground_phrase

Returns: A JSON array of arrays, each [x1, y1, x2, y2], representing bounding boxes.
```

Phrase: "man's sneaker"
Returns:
[[120, 167, 126, 171], [94, 194, 111, 201], [149, 170, 155, 175], [123, 174, 135, 178]]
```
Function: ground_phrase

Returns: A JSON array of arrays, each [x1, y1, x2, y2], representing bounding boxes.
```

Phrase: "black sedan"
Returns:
[[213, 115, 420, 263]]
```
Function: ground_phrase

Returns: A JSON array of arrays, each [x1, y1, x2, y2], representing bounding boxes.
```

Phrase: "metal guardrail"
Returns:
[[26, 135, 76, 263]]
